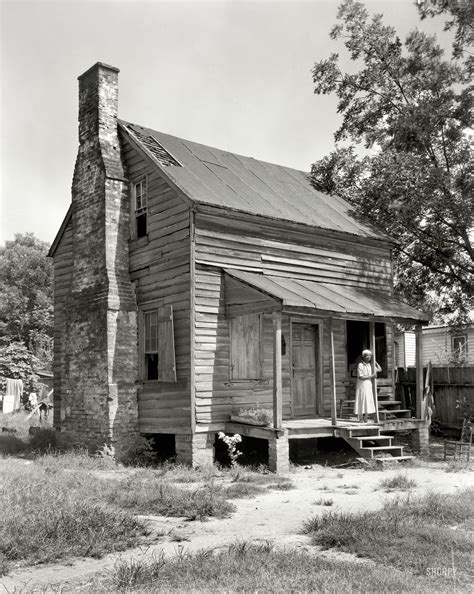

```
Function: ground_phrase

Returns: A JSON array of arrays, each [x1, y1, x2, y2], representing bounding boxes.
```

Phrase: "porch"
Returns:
[[221, 269, 430, 471], [226, 416, 430, 472]]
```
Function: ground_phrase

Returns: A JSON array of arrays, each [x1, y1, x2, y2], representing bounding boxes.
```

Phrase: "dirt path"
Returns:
[[1, 461, 472, 592]]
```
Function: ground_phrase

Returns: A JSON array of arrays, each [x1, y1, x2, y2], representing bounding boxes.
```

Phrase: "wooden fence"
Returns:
[[396, 365, 474, 428]]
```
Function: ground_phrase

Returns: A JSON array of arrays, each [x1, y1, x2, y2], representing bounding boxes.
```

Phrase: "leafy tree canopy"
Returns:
[[417, 0, 474, 64], [311, 0, 473, 325], [0, 233, 53, 362]]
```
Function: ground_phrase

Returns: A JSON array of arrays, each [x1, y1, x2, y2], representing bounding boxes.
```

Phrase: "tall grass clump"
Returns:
[[303, 488, 473, 587], [378, 473, 417, 491], [0, 462, 147, 574]]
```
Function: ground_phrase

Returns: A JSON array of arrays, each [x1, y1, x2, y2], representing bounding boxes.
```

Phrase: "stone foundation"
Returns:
[[176, 433, 215, 467]]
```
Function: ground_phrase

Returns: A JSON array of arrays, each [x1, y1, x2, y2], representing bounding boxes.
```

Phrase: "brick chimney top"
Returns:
[[77, 62, 120, 147], [78, 62, 120, 81]]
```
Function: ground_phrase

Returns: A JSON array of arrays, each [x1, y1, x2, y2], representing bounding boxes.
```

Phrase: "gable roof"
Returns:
[[120, 121, 391, 243]]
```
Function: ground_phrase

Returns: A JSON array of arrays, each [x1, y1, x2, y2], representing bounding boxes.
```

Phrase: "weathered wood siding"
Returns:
[[52, 219, 73, 426], [194, 266, 292, 425], [193, 213, 395, 425], [122, 137, 192, 433], [194, 211, 392, 291]]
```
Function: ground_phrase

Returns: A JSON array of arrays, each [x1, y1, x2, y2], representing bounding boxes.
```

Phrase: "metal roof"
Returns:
[[225, 269, 428, 323], [120, 121, 391, 242]]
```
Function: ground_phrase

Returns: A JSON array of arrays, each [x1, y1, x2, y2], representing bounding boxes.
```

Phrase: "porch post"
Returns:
[[329, 319, 337, 426], [369, 321, 380, 424], [415, 324, 424, 419], [272, 311, 283, 429]]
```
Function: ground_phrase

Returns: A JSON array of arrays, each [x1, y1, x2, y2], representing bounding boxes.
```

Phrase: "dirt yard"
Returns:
[[1, 454, 472, 592]]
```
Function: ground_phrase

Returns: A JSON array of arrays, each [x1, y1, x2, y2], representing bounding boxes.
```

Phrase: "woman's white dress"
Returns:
[[354, 362, 376, 415]]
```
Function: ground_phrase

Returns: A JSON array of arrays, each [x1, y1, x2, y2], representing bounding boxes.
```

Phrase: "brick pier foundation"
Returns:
[[268, 430, 290, 474], [175, 433, 215, 467], [411, 423, 430, 456]]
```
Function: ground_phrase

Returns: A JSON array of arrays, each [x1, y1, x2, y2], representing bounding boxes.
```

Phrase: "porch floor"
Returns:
[[226, 416, 428, 441]]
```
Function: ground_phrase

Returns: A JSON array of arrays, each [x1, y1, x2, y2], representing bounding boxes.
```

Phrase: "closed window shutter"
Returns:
[[230, 313, 262, 379], [157, 305, 177, 382]]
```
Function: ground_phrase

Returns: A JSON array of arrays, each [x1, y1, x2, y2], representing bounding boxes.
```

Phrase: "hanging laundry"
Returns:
[[5, 378, 24, 412]]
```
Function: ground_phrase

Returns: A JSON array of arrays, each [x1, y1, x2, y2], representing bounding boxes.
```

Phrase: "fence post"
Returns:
[[415, 325, 424, 419]]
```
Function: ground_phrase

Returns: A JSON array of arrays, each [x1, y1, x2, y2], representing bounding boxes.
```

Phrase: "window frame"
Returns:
[[132, 176, 148, 239], [139, 302, 177, 383], [452, 333, 468, 356]]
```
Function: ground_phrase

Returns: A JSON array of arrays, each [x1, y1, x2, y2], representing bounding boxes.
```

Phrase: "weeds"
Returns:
[[314, 497, 334, 506], [0, 462, 148, 574], [104, 541, 451, 592], [378, 473, 417, 491]]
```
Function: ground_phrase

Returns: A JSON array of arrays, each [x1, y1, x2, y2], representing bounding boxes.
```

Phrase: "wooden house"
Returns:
[[49, 63, 430, 471], [396, 318, 473, 367]]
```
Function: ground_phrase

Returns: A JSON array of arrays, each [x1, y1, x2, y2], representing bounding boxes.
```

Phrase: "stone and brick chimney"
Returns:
[[60, 63, 138, 451]]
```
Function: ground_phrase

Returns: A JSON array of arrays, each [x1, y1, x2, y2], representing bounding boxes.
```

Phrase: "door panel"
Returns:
[[292, 323, 318, 417]]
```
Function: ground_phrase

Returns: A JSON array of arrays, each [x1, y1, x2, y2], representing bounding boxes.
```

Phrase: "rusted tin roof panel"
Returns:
[[224, 269, 428, 322], [121, 121, 390, 241]]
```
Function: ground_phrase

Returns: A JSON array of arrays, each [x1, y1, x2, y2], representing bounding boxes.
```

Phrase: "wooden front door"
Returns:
[[291, 322, 319, 417]]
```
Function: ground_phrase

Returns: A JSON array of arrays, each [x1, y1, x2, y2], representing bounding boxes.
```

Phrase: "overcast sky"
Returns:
[[0, 0, 451, 246]]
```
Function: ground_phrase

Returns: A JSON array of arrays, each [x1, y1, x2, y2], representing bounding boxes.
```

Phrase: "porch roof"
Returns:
[[224, 269, 428, 323]]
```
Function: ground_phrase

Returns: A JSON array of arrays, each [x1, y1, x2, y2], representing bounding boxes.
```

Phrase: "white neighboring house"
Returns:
[[395, 315, 473, 367]]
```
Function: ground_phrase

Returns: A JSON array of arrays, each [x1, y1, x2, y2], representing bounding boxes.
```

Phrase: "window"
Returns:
[[230, 313, 263, 380], [452, 334, 468, 358], [346, 321, 387, 378], [141, 305, 176, 382], [134, 178, 147, 238]]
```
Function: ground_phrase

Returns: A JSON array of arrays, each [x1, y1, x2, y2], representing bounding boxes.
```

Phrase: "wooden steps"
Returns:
[[340, 386, 414, 421], [339, 426, 414, 463]]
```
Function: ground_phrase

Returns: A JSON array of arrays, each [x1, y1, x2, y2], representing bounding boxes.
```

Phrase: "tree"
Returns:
[[0, 234, 53, 363], [311, 0, 473, 324], [417, 0, 474, 64]]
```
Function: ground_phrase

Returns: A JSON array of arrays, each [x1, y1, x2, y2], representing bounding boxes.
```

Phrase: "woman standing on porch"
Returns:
[[355, 350, 382, 423]]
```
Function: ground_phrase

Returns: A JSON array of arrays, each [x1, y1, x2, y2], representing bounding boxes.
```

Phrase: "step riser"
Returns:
[[345, 428, 380, 438], [379, 411, 411, 419], [356, 438, 392, 447], [361, 447, 404, 459], [340, 428, 409, 462]]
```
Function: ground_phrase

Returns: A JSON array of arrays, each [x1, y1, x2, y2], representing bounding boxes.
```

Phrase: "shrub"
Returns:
[[29, 427, 57, 452]]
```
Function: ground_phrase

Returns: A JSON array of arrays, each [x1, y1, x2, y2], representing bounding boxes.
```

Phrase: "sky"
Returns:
[[0, 0, 452, 246]]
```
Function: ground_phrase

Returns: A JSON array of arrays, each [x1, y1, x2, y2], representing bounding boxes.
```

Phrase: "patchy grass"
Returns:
[[224, 482, 266, 499], [106, 474, 235, 520], [445, 459, 472, 473], [314, 497, 334, 506], [101, 542, 450, 592], [0, 461, 148, 575], [0, 450, 297, 575], [303, 489, 473, 588], [377, 473, 417, 491]]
